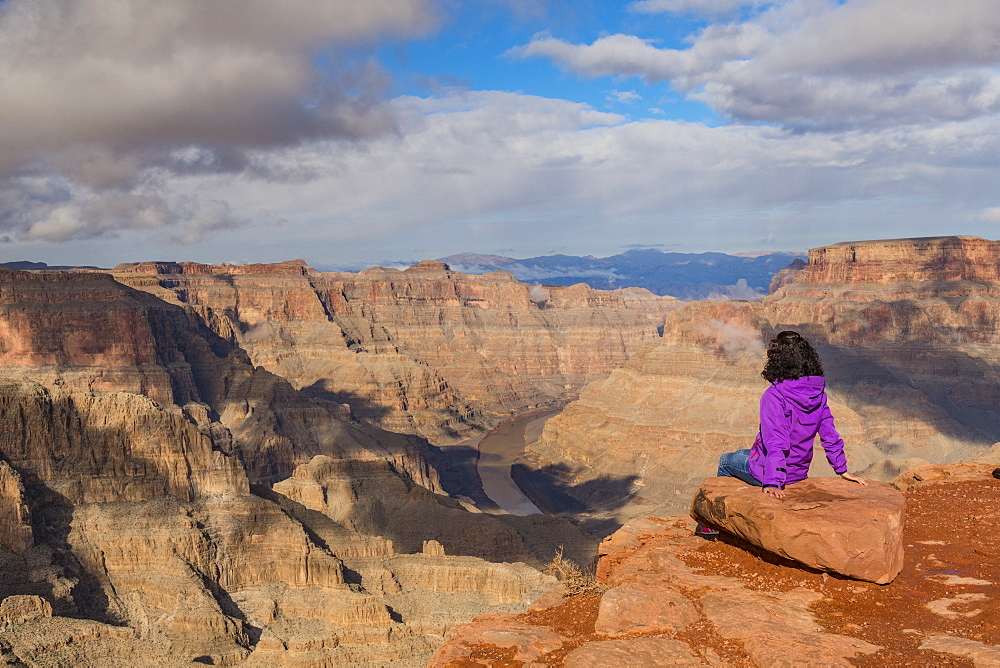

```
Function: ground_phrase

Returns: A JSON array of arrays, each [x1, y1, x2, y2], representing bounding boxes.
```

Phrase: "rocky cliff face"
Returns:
[[799, 236, 1000, 285], [0, 462, 31, 555], [0, 267, 436, 490], [112, 259, 675, 444], [0, 267, 589, 666], [521, 236, 1000, 524]]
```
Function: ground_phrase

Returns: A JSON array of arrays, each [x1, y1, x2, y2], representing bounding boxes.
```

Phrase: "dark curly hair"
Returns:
[[761, 330, 824, 383]]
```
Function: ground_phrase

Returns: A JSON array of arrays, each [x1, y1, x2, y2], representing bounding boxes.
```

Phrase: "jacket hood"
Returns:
[[772, 376, 826, 412]]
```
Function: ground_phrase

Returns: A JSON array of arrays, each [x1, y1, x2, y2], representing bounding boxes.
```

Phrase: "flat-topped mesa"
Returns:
[[0, 269, 179, 403], [770, 235, 1000, 348], [0, 267, 596, 666], [405, 260, 451, 272], [798, 236, 1000, 284], [0, 267, 441, 492]]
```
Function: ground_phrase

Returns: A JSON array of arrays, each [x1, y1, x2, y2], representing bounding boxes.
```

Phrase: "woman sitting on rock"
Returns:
[[697, 330, 867, 538]]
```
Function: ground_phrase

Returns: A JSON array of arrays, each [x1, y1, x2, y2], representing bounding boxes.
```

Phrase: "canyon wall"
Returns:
[[521, 236, 1000, 525], [112, 260, 676, 443], [0, 267, 435, 489]]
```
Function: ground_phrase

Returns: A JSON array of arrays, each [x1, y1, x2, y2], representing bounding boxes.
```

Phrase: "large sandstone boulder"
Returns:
[[691, 477, 905, 584]]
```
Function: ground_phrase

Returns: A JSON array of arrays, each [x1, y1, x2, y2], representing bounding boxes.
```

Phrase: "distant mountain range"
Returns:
[[0, 261, 105, 271], [437, 249, 807, 300]]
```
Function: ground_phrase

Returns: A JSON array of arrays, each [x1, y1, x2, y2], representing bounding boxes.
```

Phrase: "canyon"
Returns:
[[0, 235, 998, 665], [0, 261, 672, 666]]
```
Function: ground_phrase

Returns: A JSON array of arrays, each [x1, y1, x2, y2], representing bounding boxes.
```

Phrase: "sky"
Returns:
[[1, 0, 999, 270]]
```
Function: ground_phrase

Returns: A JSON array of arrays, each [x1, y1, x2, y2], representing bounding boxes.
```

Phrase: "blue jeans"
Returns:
[[717, 449, 762, 487]]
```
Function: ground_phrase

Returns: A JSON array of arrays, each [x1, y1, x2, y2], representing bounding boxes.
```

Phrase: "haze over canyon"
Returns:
[[0, 235, 997, 665]]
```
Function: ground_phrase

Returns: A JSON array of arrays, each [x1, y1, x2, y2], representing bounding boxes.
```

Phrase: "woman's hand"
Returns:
[[762, 486, 786, 499], [840, 472, 868, 485]]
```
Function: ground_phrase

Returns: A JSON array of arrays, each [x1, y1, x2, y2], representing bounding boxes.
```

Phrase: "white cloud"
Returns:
[[698, 319, 765, 357], [448, 261, 625, 282], [705, 278, 765, 301], [516, 0, 1000, 129], [0, 0, 434, 241], [528, 284, 550, 303], [0, 0, 996, 264], [757, 0, 1000, 76], [0, 172, 241, 244], [510, 27, 768, 83], [607, 90, 643, 103], [982, 208, 1000, 223]]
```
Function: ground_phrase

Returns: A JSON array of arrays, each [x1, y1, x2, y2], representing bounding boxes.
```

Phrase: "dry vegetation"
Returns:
[[543, 546, 606, 596]]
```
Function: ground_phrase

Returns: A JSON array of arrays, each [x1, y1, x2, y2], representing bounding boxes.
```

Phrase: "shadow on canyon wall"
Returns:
[[26, 500, 114, 622], [301, 385, 392, 423], [25, 490, 264, 644], [815, 340, 1000, 446], [511, 462, 640, 539], [418, 439, 497, 510]]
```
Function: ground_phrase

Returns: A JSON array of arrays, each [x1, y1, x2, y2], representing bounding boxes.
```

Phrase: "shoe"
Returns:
[[695, 524, 720, 540]]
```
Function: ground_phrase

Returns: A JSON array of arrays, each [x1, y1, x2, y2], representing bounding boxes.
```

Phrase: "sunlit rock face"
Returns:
[[0, 376, 560, 666], [112, 259, 677, 444], [0, 266, 435, 490], [521, 236, 1000, 525], [0, 461, 32, 555], [796, 236, 1000, 285]]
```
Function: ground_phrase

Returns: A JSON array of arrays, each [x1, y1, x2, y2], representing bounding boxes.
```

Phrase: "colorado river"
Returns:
[[477, 410, 559, 515]]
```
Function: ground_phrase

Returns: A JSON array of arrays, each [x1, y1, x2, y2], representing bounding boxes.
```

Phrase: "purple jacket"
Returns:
[[748, 376, 848, 489]]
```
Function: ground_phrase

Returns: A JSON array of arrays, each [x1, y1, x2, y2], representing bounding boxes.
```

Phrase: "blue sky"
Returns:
[[378, 2, 722, 124], [0, 0, 998, 269]]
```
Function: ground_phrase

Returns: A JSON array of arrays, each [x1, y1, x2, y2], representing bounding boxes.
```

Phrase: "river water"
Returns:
[[476, 411, 558, 515]]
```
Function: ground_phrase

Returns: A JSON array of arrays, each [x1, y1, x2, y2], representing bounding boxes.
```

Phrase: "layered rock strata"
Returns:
[[521, 236, 1000, 523], [0, 462, 31, 554], [0, 267, 436, 490], [112, 260, 675, 443], [0, 373, 560, 666], [0, 267, 578, 665]]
